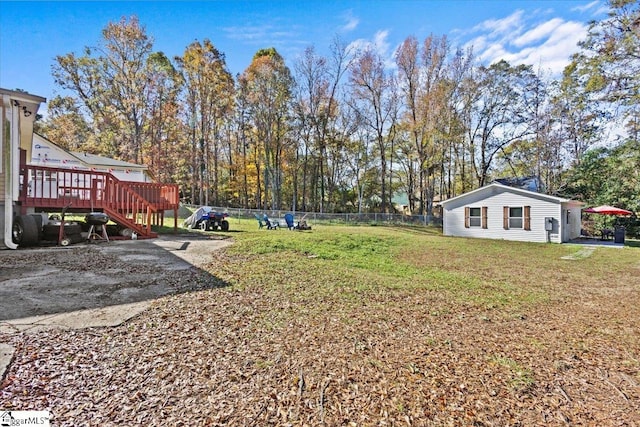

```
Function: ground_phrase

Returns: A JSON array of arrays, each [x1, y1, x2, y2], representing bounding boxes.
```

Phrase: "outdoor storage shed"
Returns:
[[441, 183, 583, 243]]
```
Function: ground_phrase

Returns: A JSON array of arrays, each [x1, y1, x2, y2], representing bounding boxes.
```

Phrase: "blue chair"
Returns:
[[254, 214, 265, 229], [263, 214, 278, 230], [284, 213, 295, 230]]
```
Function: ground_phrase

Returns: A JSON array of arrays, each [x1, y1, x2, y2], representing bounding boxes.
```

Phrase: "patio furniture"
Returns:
[[284, 213, 295, 230], [263, 214, 278, 230]]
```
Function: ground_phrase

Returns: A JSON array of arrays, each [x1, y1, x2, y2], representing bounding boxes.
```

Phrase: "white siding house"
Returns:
[[31, 134, 151, 183], [441, 183, 583, 243], [1, 88, 46, 249]]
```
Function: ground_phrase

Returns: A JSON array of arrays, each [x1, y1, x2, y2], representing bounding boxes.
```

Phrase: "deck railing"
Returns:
[[18, 164, 179, 236]]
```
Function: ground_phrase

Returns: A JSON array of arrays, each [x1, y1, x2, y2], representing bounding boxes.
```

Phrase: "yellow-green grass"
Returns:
[[199, 219, 640, 315]]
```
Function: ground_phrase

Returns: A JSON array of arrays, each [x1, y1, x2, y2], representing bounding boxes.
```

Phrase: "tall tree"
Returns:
[[52, 16, 155, 163], [573, 0, 640, 109], [242, 48, 294, 210], [234, 74, 259, 208], [145, 52, 184, 184], [293, 46, 329, 212], [350, 47, 398, 213], [395, 36, 422, 214], [293, 39, 352, 212], [439, 46, 474, 198], [176, 39, 234, 205], [564, 0, 639, 181], [461, 60, 534, 187], [100, 17, 154, 163], [552, 61, 607, 169], [395, 34, 459, 216]]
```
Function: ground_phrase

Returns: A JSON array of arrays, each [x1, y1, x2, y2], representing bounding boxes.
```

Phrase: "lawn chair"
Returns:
[[263, 214, 279, 230], [254, 214, 265, 229], [284, 213, 295, 230]]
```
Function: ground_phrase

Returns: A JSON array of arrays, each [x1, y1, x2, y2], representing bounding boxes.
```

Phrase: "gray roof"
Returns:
[[70, 151, 146, 169], [34, 132, 147, 169], [0, 87, 46, 103], [440, 183, 582, 206]]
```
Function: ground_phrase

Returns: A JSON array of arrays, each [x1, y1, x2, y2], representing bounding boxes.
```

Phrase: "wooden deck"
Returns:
[[18, 164, 180, 237]]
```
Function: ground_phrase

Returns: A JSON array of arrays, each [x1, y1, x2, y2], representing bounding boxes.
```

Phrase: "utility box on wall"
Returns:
[[544, 217, 553, 231]]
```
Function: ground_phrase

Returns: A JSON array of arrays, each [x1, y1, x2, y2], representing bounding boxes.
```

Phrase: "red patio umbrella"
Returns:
[[583, 205, 633, 215], [583, 205, 633, 240]]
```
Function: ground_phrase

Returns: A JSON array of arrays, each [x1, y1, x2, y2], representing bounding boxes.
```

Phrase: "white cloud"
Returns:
[[513, 21, 587, 74], [347, 29, 391, 57], [477, 42, 509, 64], [512, 18, 563, 47], [340, 11, 359, 32], [469, 35, 488, 52], [223, 24, 275, 41], [346, 29, 399, 70], [571, 0, 600, 13], [572, 1, 609, 18], [373, 30, 390, 54], [346, 38, 369, 55], [463, 9, 589, 76], [475, 10, 525, 37], [222, 23, 301, 45]]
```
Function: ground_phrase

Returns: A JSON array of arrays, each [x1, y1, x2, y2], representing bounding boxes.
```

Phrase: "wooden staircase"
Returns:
[[18, 164, 179, 238], [100, 176, 158, 238]]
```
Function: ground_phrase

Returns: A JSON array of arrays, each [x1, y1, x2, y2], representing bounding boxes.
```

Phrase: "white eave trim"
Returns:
[[440, 183, 581, 206]]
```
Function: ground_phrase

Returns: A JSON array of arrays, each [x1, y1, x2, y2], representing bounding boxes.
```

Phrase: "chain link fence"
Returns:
[[179, 205, 442, 227]]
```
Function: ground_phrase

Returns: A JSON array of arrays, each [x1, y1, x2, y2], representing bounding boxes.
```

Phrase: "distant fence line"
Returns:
[[180, 205, 442, 227]]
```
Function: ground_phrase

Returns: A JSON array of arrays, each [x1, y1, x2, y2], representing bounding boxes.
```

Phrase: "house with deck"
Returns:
[[31, 133, 151, 183], [1, 87, 179, 249], [441, 183, 583, 243]]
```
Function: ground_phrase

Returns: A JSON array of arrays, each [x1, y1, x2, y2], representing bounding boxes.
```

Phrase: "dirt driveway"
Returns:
[[0, 233, 233, 321]]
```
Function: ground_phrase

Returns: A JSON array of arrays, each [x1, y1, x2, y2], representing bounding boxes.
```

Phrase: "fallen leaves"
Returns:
[[1, 236, 639, 426]]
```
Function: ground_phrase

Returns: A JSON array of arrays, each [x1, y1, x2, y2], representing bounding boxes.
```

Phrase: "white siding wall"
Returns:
[[443, 187, 564, 243], [563, 202, 583, 241], [31, 135, 148, 183]]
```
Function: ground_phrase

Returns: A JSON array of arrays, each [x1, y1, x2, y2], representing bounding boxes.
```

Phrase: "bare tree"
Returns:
[[461, 60, 535, 187], [293, 38, 353, 212], [349, 47, 398, 213]]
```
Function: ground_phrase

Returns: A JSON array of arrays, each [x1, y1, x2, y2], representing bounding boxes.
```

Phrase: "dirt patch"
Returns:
[[0, 233, 232, 321], [561, 246, 595, 260]]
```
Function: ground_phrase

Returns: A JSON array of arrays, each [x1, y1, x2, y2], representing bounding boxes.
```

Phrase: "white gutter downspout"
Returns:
[[3, 95, 18, 249]]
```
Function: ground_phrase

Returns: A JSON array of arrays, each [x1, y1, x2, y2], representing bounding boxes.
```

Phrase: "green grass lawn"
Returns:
[[190, 217, 638, 309]]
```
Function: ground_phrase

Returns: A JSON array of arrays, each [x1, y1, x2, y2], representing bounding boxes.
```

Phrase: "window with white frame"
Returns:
[[509, 207, 523, 229], [465, 206, 488, 228], [503, 205, 531, 230], [469, 207, 481, 227]]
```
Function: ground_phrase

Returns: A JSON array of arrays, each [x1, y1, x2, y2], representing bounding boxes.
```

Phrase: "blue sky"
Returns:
[[1, 0, 609, 110]]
